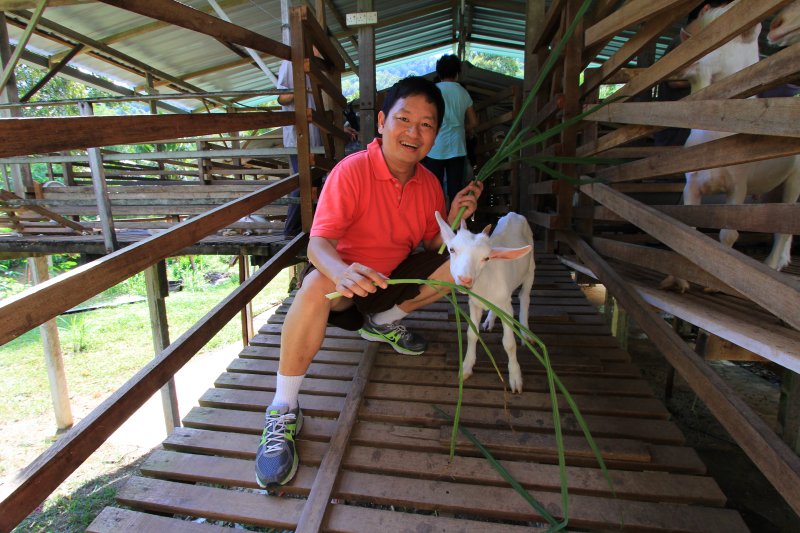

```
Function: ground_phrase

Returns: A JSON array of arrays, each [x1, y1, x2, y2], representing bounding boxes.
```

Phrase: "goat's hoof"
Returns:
[[660, 275, 690, 293], [461, 368, 474, 381]]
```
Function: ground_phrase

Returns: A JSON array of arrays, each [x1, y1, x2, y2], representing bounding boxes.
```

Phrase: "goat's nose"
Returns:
[[457, 275, 473, 287]]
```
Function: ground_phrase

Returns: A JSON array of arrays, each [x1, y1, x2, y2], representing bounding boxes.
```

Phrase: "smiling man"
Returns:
[[254, 77, 483, 488]]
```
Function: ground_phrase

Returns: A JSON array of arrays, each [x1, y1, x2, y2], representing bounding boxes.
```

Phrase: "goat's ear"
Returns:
[[482, 224, 492, 236], [435, 211, 455, 243], [489, 245, 532, 261], [459, 218, 469, 231]]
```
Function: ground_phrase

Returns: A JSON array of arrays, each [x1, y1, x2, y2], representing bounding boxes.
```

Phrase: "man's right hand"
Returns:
[[333, 262, 388, 298]]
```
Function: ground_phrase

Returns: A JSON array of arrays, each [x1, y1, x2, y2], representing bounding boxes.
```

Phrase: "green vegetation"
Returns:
[[0, 259, 292, 430]]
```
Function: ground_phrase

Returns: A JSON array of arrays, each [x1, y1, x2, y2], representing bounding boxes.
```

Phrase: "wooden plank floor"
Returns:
[[87, 255, 749, 532]]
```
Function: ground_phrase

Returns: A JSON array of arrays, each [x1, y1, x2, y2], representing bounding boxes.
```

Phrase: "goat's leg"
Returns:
[[766, 168, 800, 270], [462, 300, 483, 381], [661, 176, 702, 292], [517, 258, 535, 340], [498, 300, 523, 393], [719, 179, 747, 249]]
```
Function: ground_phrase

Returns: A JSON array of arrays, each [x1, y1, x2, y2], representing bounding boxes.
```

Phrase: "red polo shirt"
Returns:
[[311, 138, 447, 275]]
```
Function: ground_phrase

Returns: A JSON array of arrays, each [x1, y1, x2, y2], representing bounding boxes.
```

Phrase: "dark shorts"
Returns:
[[298, 250, 450, 331]]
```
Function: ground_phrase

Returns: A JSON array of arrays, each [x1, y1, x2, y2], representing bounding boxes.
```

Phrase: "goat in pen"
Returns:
[[436, 211, 534, 394]]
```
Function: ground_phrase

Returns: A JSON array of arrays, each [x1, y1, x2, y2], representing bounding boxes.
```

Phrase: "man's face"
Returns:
[[377, 94, 439, 170]]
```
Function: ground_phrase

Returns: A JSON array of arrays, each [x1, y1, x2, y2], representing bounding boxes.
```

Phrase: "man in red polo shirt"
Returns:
[[255, 77, 483, 488]]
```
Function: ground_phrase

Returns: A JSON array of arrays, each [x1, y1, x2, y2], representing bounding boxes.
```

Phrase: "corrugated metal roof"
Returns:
[[3, 0, 710, 113]]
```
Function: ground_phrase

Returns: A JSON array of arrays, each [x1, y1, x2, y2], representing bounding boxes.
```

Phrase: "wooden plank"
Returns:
[[98, 0, 291, 60], [557, 230, 800, 517], [0, 179, 299, 345], [87, 507, 231, 533], [613, 0, 792, 101], [632, 283, 800, 373], [342, 445, 722, 504], [581, 183, 800, 331], [334, 471, 748, 532], [592, 204, 800, 235], [359, 399, 683, 443], [584, 0, 687, 48], [162, 426, 329, 461], [0, 112, 293, 158], [578, 40, 800, 157], [299, 4, 345, 71], [0, 235, 305, 532], [588, 98, 800, 138], [295, 344, 377, 532], [227, 358, 357, 380], [116, 476, 303, 528], [181, 406, 337, 437], [597, 134, 800, 183], [363, 383, 669, 419], [199, 387, 345, 414]]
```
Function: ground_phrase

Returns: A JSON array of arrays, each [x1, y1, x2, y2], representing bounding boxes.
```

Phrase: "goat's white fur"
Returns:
[[663, 2, 800, 291], [436, 211, 535, 393]]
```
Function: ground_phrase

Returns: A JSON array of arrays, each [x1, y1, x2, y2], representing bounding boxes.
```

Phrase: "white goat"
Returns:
[[768, 0, 800, 46], [435, 211, 535, 394], [662, 2, 800, 291]]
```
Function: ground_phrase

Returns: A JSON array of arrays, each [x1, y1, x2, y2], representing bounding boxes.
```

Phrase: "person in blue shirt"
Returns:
[[422, 54, 478, 204]]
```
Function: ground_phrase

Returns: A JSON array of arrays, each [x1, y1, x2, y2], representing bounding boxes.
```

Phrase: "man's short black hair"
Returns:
[[436, 54, 462, 79], [381, 76, 445, 130]]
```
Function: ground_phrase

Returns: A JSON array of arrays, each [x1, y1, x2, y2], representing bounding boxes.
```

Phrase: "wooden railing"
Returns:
[[527, 0, 800, 517]]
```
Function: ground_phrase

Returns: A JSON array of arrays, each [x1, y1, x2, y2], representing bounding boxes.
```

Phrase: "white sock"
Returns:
[[270, 372, 305, 410], [370, 305, 408, 325]]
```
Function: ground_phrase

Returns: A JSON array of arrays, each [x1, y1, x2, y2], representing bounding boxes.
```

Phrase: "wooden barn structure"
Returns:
[[0, 0, 798, 531]]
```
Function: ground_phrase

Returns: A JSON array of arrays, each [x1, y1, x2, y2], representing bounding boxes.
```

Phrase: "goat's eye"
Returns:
[[482, 256, 490, 262], [448, 247, 455, 254]]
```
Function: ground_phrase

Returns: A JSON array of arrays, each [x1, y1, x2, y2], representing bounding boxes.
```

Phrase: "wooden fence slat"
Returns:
[[87, 507, 231, 533], [581, 183, 800, 331], [557, 230, 800, 517], [0, 236, 305, 532]]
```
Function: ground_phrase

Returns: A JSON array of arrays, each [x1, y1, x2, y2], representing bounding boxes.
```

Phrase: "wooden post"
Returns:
[[78, 101, 118, 252], [357, 0, 376, 145], [146, 73, 168, 180], [0, 13, 34, 196], [29, 256, 73, 430], [144, 260, 180, 432], [780, 369, 800, 454], [238, 255, 254, 346], [289, 6, 315, 234], [521, 0, 544, 219]]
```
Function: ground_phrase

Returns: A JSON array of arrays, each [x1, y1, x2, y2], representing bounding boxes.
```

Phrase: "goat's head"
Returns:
[[435, 211, 532, 289], [769, 1, 800, 46]]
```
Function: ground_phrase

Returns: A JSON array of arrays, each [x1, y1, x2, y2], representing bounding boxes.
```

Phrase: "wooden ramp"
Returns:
[[87, 255, 748, 532]]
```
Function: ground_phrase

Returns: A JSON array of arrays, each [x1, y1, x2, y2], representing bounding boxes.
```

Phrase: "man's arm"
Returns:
[[465, 106, 478, 138], [308, 236, 387, 297]]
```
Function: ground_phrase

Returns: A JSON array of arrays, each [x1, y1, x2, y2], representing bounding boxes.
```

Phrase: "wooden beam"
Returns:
[[20, 43, 83, 102], [612, 0, 792, 101], [587, 98, 800, 138], [294, 344, 377, 533], [581, 183, 800, 331], [0, 178, 298, 346], [558, 230, 800, 518], [593, 204, 800, 235], [581, 0, 696, 97], [0, 0, 89, 7], [596, 134, 800, 183], [585, 0, 686, 48], [48, 0, 248, 64], [333, 1, 451, 39], [0, 232, 306, 533], [98, 0, 291, 60], [0, 111, 293, 158], [578, 40, 800, 156]]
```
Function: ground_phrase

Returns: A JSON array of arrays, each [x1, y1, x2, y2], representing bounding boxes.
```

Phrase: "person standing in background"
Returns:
[[277, 59, 323, 239], [422, 54, 478, 204]]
